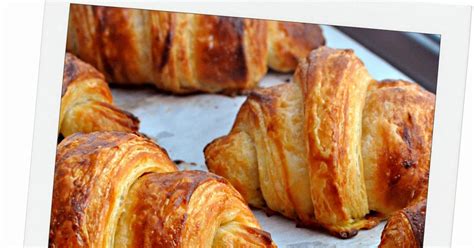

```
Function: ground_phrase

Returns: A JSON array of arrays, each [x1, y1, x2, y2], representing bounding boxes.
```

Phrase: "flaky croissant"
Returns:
[[379, 200, 427, 248], [60, 53, 139, 137], [205, 47, 435, 238], [66, 4, 324, 93], [49, 131, 275, 247]]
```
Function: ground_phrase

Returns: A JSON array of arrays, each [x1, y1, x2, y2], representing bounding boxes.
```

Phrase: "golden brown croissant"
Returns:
[[378, 200, 427, 248], [362, 80, 434, 215], [66, 4, 324, 94], [60, 53, 139, 137], [49, 131, 275, 247], [205, 47, 435, 238]]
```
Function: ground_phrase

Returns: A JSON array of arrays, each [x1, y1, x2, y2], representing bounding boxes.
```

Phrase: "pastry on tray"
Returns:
[[66, 4, 325, 94], [49, 131, 275, 247], [205, 47, 435, 238], [59, 53, 139, 137], [379, 200, 427, 248]]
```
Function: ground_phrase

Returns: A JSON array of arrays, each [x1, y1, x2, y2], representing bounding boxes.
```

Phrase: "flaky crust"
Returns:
[[115, 170, 275, 248], [49, 132, 178, 247], [206, 83, 312, 224], [205, 47, 435, 239], [267, 20, 325, 72], [362, 81, 435, 214], [60, 53, 139, 137], [379, 200, 427, 248], [50, 131, 275, 247], [67, 4, 268, 94], [294, 47, 375, 236], [67, 5, 325, 93]]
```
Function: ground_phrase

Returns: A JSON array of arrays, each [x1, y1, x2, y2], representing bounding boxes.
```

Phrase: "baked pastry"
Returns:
[[205, 47, 435, 238], [66, 4, 268, 94], [267, 20, 325, 72], [49, 131, 275, 247], [205, 47, 377, 237], [115, 170, 275, 248], [379, 200, 427, 248], [60, 53, 139, 137], [66, 4, 324, 93], [362, 80, 434, 215]]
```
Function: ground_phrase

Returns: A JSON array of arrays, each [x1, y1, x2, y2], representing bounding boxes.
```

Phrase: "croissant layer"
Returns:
[[49, 132, 178, 247], [115, 170, 275, 248], [67, 4, 325, 93], [205, 47, 435, 239], [60, 53, 139, 137], [379, 200, 427, 248], [362, 81, 434, 214], [50, 131, 275, 247]]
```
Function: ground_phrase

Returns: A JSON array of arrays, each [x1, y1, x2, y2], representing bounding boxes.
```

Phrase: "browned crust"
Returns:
[[281, 22, 325, 51], [402, 200, 427, 247], [66, 5, 271, 94], [379, 200, 426, 248], [62, 52, 104, 97], [294, 47, 375, 236], [91, 6, 141, 83], [363, 80, 435, 214], [49, 131, 178, 247], [267, 21, 325, 72], [204, 47, 434, 240], [50, 132, 275, 247], [118, 170, 275, 247], [194, 16, 248, 87], [149, 11, 173, 73], [125, 171, 226, 247], [59, 53, 139, 137], [67, 5, 326, 93], [247, 85, 300, 220], [204, 130, 266, 209]]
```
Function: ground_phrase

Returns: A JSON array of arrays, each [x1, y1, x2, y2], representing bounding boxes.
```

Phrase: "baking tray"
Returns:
[[112, 25, 412, 247]]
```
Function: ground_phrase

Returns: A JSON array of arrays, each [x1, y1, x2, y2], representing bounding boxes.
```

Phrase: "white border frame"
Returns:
[[24, 1, 471, 247]]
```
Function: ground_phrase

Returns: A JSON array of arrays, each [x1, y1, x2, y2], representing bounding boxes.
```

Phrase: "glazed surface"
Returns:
[[49, 131, 275, 247], [205, 47, 435, 238], [60, 53, 139, 137], [67, 4, 324, 93]]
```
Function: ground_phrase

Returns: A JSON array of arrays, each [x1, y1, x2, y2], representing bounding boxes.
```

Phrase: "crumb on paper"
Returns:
[[174, 160, 202, 171]]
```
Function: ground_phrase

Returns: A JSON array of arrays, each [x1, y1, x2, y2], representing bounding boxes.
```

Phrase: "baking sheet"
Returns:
[[112, 25, 412, 247]]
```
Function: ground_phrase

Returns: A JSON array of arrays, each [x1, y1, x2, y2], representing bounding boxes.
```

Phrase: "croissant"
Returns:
[[60, 53, 139, 137], [378, 200, 427, 248], [49, 131, 275, 247], [66, 4, 324, 93], [205, 47, 435, 238]]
